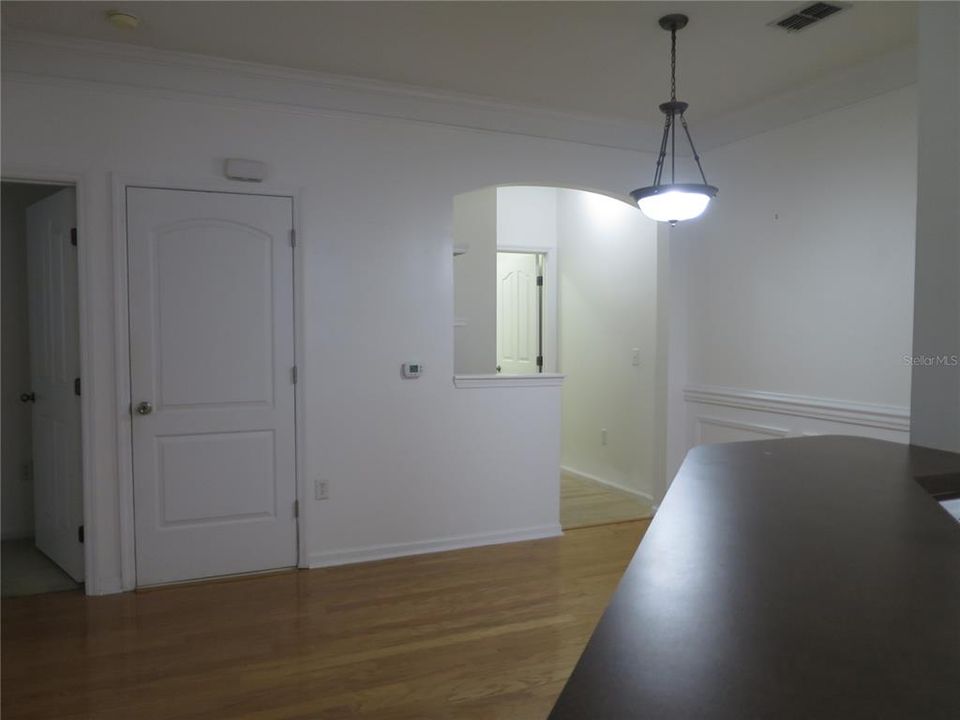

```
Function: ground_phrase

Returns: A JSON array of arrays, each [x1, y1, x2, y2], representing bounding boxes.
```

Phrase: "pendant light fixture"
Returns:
[[631, 14, 717, 225]]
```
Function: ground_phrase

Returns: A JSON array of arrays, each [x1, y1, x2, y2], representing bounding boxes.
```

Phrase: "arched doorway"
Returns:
[[452, 184, 659, 529]]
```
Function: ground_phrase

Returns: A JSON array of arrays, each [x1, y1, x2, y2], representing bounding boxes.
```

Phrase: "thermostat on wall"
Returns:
[[401, 363, 423, 378]]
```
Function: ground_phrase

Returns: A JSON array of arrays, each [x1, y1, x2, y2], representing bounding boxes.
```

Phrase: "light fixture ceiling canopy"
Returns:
[[631, 13, 717, 225]]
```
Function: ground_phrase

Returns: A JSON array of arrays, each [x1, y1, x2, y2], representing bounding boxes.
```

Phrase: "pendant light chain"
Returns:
[[670, 25, 677, 102], [670, 26, 677, 182], [630, 13, 718, 224], [653, 25, 679, 188], [650, 19, 711, 188]]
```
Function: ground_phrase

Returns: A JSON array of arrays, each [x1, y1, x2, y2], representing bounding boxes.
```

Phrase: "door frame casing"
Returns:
[[497, 245, 557, 373], [1, 167, 96, 591], [112, 175, 309, 591]]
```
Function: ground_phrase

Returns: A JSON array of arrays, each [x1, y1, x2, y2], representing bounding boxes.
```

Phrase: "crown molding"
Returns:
[[0, 29, 660, 153], [697, 45, 917, 151], [0, 30, 917, 154]]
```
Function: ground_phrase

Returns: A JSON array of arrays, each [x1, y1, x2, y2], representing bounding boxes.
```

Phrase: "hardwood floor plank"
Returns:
[[560, 474, 653, 529], [2, 521, 650, 720]]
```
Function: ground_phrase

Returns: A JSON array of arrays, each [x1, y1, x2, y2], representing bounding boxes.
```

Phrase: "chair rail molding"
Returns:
[[683, 385, 910, 433]]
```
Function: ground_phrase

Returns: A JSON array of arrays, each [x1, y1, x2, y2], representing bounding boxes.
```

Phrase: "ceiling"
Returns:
[[1, 1, 917, 126]]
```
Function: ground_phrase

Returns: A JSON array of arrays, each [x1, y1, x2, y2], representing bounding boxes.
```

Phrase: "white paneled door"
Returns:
[[127, 188, 297, 586], [26, 188, 84, 582], [497, 252, 542, 375]]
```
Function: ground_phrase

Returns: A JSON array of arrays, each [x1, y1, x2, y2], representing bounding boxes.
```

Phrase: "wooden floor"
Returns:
[[1, 520, 650, 720], [560, 474, 653, 530]]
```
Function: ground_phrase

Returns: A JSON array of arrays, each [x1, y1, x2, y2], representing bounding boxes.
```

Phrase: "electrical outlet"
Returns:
[[601, 428, 608, 446], [632, 348, 641, 366], [21, 463, 32, 483], [315, 477, 329, 500]]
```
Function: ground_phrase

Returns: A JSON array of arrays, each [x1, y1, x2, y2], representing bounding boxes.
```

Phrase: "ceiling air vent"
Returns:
[[771, 2, 850, 32]]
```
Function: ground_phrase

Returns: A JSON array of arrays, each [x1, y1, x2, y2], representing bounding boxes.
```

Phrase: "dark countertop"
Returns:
[[548, 436, 960, 720]]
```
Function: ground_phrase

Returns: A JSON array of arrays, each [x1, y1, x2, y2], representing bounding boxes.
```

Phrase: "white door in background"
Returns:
[[26, 187, 84, 581], [127, 188, 297, 586], [497, 252, 541, 375]]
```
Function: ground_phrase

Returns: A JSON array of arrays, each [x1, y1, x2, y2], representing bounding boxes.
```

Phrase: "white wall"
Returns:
[[497, 186, 558, 251], [910, 3, 960, 453], [5, 31, 926, 591], [1, 44, 656, 592], [453, 188, 497, 374], [557, 190, 659, 500], [667, 86, 918, 480]]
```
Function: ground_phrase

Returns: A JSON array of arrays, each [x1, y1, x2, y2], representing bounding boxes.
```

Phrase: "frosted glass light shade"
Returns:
[[630, 183, 718, 224]]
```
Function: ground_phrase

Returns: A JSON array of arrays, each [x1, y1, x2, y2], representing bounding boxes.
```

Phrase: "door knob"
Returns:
[[20, 392, 36, 403], [135, 401, 154, 416]]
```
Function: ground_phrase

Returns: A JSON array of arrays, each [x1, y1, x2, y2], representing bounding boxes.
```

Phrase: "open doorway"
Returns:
[[453, 185, 658, 530], [1, 181, 84, 597]]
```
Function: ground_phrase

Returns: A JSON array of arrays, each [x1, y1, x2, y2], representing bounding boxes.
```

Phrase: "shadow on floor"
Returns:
[[1, 539, 81, 598]]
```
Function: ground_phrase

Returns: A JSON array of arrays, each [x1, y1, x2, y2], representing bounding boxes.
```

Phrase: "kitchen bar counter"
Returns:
[[549, 436, 960, 719]]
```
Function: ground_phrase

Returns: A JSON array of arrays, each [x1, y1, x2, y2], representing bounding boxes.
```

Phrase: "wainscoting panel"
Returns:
[[694, 416, 790, 446], [684, 385, 910, 451]]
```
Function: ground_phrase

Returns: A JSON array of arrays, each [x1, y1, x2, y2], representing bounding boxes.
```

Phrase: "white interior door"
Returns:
[[127, 188, 297, 586], [26, 187, 84, 582], [497, 252, 541, 375]]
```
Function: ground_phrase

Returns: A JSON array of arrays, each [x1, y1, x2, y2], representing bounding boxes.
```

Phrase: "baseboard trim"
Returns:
[[307, 524, 563, 569], [87, 574, 123, 596], [683, 385, 910, 433], [560, 465, 655, 504]]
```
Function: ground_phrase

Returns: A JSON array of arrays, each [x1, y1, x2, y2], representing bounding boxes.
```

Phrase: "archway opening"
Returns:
[[452, 184, 659, 530]]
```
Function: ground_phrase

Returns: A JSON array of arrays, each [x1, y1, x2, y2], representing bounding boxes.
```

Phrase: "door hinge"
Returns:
[[290, 228, 296, 247], [536, 275, 544, 286], [74, 377, 81, 396], [78, 525, 84, 543], [536, 355, 544, 368], [293, 500, 299, 519], [291, 366, 298, 384], [70, 227, 78, 246]]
